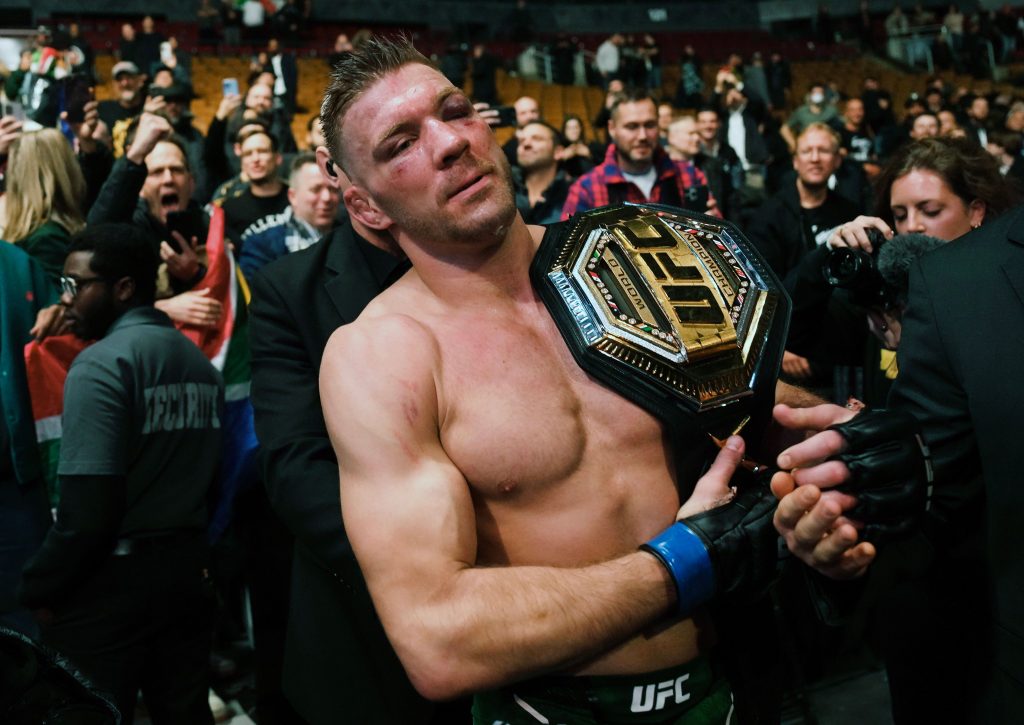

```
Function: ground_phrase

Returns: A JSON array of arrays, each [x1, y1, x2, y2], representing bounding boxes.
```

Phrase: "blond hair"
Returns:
[[4, 129, 86, 243]]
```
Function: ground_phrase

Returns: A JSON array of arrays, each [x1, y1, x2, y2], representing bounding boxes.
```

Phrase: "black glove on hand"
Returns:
[[683, 480, 780, 602], [643, 478, 780, 618], [828, 408, 933, 543]]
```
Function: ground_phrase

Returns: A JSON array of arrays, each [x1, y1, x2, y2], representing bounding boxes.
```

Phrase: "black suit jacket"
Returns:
[[248, 221, 432, 724], [889, 205, 1024, 718]]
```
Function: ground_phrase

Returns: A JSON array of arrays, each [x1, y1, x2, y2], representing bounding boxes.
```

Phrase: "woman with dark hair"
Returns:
[[559, 114, 598, 179], [790, 136, 1019, 392]]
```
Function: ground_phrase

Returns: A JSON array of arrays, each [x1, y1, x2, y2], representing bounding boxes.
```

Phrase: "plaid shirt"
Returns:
[[560, 144, 720, 220]]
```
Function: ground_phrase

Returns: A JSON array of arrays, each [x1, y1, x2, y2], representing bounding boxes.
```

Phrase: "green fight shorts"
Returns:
[[472, 655, 733, 725]]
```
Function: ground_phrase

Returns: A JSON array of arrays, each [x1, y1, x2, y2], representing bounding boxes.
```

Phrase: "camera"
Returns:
[[822, 227, 897, 309]]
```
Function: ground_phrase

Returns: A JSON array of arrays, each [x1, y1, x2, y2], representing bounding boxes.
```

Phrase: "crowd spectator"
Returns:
[[2, 128, 87, 284], [135, 16, 166, 79], [221, 127, 289, 252], [747, 122, 858, 318], [909, 112, 940, 140], [97, 62, 146, 136], [963, 93, 993, 146], [327, 33, 353, 69], [118, 23, 141, 69], [513, 121, 571, 225], [221, 0, 242, 47], [674, 44, 705, 109], [197, 0, 221, 46], [594, 32, 623, 87], [469, 43, 500, 106], [266, 38, 298, 116], [562, 88, 720, 219], [559, 115, 598, 178], [239, 153, 341, 278], [781, 82, 839, 153], [835, 97, 875, 166], [501, 95, 541, 168]]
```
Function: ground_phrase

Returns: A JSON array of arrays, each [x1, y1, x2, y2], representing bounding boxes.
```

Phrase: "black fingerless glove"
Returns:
[[828, 408, 933, 544], [642, 479, 780, 618]]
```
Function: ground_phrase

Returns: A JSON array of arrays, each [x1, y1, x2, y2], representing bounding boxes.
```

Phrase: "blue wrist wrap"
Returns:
[[641, 522, 715, 617]]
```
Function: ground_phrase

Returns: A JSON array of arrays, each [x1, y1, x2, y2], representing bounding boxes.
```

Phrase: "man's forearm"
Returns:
[[86, 157, 146, 225], [377, 550, 675, 700]]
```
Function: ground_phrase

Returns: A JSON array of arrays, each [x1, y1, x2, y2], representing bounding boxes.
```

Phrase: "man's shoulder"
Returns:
[[322, 303, 438, 382]]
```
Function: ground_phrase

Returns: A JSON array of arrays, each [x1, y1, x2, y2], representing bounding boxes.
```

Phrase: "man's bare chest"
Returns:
[[433, 314, 667, 497]]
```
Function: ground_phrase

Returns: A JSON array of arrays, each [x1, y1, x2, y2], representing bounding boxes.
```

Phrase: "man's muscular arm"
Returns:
[[320, 314, 740, 700]]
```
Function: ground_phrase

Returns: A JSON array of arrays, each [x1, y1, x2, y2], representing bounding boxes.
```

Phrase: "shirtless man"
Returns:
[[317, 37, 779, 724]]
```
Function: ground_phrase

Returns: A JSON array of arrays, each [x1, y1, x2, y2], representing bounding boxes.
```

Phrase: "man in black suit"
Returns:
[[772, 206, 1024, 721], [248, 161, 434, 724]]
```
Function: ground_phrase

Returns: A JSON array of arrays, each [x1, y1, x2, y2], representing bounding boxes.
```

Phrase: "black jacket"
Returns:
[[888, 206, 1024, 718], [248, 223, 433, 724], [747, 180, 859, 287]]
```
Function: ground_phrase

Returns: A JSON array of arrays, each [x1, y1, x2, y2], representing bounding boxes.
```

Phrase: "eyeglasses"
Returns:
[[59, 275, 107, 298]]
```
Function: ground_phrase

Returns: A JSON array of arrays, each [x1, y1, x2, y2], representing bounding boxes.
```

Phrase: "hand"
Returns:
[[216, 93, 242, 121], [30, 304, 69, 341], [473, 102, 501, 128], [143, 94, 167, 115], [126, 113, 173, 165], [63, 99, 100, 154], [677, 435, 745, 519], [828, 215, 893, 252], [770, 402, 872, 578], [0, 115, 23, 156], [781, 350, 812, 379], [155, 288, 223, 327], [678, 436, 780, 604], [773, 483, 874, 579], [160, 232, 201, 281]]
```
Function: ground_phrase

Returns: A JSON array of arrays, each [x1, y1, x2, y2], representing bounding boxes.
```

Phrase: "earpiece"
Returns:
[[325, 159, 338, 178]]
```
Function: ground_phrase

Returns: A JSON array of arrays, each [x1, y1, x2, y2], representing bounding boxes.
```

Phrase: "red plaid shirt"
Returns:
[[560, 144, 720, 220]]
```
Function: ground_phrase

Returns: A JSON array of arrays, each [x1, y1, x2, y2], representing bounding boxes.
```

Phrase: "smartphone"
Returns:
[[160, 41, 174, 64], [164, 211, 201, 253], [222, 77, 240, 97], [495, 105, 517, 128], [63, 74, 93, 124]]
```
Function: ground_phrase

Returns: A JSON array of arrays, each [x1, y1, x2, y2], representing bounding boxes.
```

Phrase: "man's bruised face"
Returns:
[[339, 63, 516, 252]]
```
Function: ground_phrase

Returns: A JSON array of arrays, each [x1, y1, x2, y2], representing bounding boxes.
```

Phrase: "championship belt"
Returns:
[[531, 204, 790, 484]]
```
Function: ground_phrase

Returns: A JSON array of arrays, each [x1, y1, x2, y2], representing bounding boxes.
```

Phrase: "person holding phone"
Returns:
[[561, 88, 721, 220]]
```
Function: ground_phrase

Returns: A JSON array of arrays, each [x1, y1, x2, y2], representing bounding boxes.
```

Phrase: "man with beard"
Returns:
[[562, 88, 720, 218], [19, 223, 223, 724], [220, 127, 289, 253], [97, 61, 147, 133], [317, 36, 783, 724]]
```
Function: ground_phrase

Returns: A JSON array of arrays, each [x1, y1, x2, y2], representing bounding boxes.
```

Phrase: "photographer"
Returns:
[[787, 136, 1017, 405]]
